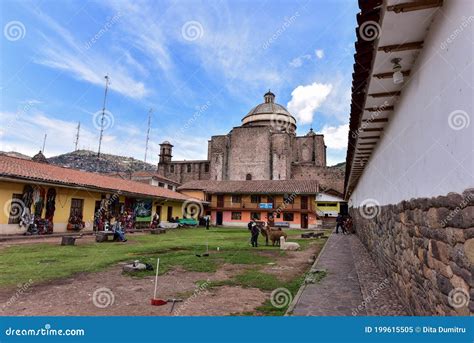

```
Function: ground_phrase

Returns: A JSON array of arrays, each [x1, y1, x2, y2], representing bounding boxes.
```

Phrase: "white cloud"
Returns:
[[287, 82, 333, 124], [289, 54, 311, 68], [321, 123, 349, 150], [31, 8, 149, 99], [315, 49, 324, 59]]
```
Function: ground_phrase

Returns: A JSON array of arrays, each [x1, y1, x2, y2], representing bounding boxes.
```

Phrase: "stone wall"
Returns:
[[350, 189, 474, 315], [227, 126, 271, 180], [291, 165, 345, 195]]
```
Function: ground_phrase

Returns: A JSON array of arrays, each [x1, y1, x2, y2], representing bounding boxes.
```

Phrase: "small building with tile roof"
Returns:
[[179, 179, 320, 228], [0, 154, 193, 235]]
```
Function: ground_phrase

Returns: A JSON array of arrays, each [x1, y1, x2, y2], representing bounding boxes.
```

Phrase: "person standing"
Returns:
[[205, 215, 210, 230], [249, 218, 259, 247], [336, 213, 346, 234]]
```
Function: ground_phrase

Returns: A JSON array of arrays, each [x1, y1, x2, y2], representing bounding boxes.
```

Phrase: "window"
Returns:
[[231, 195, 242, 203], [187, 164, 192, 173], [246, 173, 252, 180], [158, 182, 165, 188], [231, 212, 242, 220], [283, 213, 294, 221], [250, 212, 261, 220], [170, 165, 175, 173], [168, 185, 173, 190], [205, 193, 212, 202], [204, 164, 210, 173], [70, 198, 84, 218], [283, 193, 295, 204], [251, 195, 261, 203], [8, 194, 24, 224]]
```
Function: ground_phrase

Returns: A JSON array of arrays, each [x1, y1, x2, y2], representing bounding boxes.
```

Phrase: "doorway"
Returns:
[[301, 213, 308, 229], [216, 211, 223, 225], [167, 206, 173, 221]]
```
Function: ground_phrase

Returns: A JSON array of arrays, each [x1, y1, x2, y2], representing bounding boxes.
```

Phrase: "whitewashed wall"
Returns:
[[350, 0, 474, 207]]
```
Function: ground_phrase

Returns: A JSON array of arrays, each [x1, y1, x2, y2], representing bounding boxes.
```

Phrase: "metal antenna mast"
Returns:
[[42, 133, 47, 153], [144, 108, 153, 162], [97, 75, 110, 158], [74, 122, 81, 151]]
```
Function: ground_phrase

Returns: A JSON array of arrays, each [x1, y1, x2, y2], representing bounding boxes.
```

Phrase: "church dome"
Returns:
[[241, 91, 297, 132]]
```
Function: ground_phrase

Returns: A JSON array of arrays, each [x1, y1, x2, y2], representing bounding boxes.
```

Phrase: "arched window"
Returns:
[[246, 173, 252, 180]]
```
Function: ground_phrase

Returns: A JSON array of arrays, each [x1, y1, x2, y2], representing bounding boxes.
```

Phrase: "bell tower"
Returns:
[[159, 141, 173, 163]]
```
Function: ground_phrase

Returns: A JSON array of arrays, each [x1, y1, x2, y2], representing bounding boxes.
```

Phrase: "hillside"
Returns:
[[47, 150, 155, 173]]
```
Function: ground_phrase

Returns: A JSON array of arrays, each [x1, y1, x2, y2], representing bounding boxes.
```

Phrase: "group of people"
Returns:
[[335, 213, 354, 235]]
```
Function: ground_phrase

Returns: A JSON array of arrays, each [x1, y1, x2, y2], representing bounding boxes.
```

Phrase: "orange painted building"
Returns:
[[178, 180, 319, 229]]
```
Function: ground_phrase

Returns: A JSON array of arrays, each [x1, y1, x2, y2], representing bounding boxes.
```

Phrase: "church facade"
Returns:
[[158, 91, 337, 189]]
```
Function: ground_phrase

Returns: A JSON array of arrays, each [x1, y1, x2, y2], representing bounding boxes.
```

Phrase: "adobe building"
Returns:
[[157, 91, 342, 191]]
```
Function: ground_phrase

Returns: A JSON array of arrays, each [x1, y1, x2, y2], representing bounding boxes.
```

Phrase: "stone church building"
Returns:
[[157, 91, 341, 191]]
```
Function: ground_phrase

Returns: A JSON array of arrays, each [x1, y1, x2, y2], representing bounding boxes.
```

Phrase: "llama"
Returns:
[[263, 225, 287, 246], [280, 236, 300, 251]]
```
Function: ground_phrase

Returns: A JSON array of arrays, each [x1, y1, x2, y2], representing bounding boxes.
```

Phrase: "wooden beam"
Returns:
[[368, 91, 401, 98], [361, 118, 389, 124], [359, 142, 377, 145], [373, 70, 410, 79], [360, 128, 384, 132], [387, 0, 443, 13], [378, 41, 423, 53], [359, 136, 380, 140], [357, 148, 374, 151], [364, 106, 394, 112]]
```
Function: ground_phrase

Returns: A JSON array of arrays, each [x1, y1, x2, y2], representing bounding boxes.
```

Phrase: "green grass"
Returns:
[[0, 227, 310, 287], [0, 227, 329, 316]]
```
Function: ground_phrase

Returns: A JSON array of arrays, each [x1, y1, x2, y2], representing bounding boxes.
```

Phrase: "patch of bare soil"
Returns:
[[261, 241, 322, 281], [0, 240, 323, 316], [174, 286, 266, 316]]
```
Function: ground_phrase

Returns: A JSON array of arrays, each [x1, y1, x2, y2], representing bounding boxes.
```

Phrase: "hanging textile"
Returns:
[[45, 188, 56, 221]]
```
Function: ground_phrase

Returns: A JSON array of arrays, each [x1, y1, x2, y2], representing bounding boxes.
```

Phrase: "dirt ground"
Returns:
[[0, 240, 322, 316]]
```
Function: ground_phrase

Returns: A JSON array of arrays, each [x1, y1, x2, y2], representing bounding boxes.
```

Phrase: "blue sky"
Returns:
[[0, 0, 358, 166]]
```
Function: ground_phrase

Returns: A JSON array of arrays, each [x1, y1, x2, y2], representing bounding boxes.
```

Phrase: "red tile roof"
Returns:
[[131, 171, 180, 185], [0, 154, 189, 201], [178, 179, 319, 194]]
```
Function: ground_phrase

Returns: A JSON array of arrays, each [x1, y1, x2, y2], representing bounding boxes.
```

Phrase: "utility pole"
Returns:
[[42, 133, 47, 153], [144, 108, 153, 162], [74, 122, 81, 151], [97, 75, 110, 158]]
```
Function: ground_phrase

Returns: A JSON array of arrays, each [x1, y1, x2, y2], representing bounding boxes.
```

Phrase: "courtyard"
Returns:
[[0, 227, 328, 316]]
